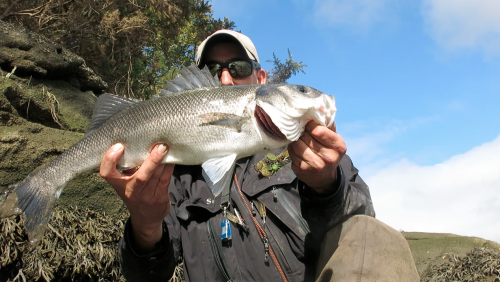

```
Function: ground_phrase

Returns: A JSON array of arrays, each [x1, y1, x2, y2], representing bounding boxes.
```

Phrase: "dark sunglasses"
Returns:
[[206, 59, 261, 78]]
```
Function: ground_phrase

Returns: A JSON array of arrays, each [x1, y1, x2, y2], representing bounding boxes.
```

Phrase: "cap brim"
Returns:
[[196, 30, 259, 66]]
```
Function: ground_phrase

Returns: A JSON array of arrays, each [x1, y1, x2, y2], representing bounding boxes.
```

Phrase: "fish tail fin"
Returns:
[[0, 172, 63, 244]]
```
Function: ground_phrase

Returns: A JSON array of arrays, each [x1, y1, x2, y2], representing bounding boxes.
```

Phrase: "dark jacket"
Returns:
[[119, 151, 375, 282]]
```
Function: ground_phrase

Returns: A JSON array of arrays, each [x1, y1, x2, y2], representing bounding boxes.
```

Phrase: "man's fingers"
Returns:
[[146, 162, 173, 198], [161, 164, 175, 183], [287, 143, 302, 166], [288, 140, 321, 171], [304, 121, 346, 157], [304, 121, 337, 148], [298, 131, 324, 155], [154, 164, 175, 198], [134, 144, 169, 185], [100, 143, 125, 179], [289, 120, 346, 173]]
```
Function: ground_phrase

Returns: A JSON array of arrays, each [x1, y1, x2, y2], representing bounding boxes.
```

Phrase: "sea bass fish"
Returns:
[[0, 65, 336, 243]]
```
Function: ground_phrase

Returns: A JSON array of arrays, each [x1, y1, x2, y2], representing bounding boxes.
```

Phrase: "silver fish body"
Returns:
[[0, 65, 336, 243]]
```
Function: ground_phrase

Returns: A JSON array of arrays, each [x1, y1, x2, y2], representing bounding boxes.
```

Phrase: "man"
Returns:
[[100, 30, 419, 281]]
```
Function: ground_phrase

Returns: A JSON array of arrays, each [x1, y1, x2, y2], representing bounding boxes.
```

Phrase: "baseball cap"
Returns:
[[196, 29, 260, 67]]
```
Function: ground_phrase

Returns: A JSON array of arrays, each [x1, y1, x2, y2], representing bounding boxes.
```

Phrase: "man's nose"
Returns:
[[220, 68, 233, 85]]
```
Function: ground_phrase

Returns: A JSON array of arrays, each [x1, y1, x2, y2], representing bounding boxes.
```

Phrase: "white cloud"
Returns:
[[423, 0, 500, 54], [313, 0, 392, 29], [367, 134, 500, 243]]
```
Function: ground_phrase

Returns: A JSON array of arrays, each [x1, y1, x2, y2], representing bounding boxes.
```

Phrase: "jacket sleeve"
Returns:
[[118, 179, 183, 281], [299, 154, 375, 237]]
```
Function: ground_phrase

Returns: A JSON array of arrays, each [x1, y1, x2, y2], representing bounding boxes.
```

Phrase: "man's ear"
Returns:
[[257, 68, 267, 84]]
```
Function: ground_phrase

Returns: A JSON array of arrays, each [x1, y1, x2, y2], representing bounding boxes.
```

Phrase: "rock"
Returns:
[[0, 20, 107, 93], [0, 73, 122, 215], [0, 118, 124, 215], [1, 68, 97, 132], [0, 22, 122, 217]]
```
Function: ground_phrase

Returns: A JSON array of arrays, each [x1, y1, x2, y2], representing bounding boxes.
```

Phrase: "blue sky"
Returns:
[[210, 0, 500, 243]]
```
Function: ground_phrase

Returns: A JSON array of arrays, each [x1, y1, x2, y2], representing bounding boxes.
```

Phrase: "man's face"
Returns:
[[203, 42, 265, 86]]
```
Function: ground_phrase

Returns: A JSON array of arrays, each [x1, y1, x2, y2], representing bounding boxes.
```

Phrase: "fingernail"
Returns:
[[112, 143, 124, 152], [157, 144, 168, 154]]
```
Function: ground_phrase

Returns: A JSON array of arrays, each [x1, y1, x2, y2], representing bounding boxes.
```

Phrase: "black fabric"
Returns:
[[119, 151, 374, 282], [207, 217, 235, 281], [119, 218, 177, 281]]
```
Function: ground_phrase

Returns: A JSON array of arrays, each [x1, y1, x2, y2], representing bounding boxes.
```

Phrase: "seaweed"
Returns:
[[0, 206, 185, 282], [422, 247, 500, 282]]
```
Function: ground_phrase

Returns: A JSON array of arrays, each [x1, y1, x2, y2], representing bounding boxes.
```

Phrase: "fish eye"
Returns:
[[292, 85, 322, 98]]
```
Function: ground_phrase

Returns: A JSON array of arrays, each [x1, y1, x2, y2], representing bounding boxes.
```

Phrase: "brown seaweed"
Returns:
[[422, 247, 500, 282], [0, 206, 184, 282]]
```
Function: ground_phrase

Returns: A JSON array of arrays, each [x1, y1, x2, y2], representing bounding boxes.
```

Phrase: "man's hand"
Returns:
[[100, 143, 175, 251], [288, 121, 347, 195]]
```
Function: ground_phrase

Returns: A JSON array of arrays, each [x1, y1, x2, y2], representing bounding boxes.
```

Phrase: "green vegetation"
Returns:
[[256, 150, 290, 177], [0, 0, 235, 99], [0, 1, 306, 98], [266, 49, 307, 84]]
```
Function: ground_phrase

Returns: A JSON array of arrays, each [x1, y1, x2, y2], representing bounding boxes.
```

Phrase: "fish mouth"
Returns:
[[254, 106, 286, 140]]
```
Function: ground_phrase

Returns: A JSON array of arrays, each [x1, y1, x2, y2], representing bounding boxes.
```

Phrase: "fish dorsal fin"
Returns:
[[159, 65, 221, 97], [86, 93, 140, 135], [202, 154, 237, 197]]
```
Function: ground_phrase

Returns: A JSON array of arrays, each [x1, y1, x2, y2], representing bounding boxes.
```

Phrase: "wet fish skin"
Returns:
[[0, 65, 336, 244]]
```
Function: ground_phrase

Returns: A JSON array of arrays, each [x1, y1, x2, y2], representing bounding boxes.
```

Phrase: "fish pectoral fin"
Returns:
[[198, 113, 249, 133], [85, 94, 141, 136], [202, 154, 237, 197]]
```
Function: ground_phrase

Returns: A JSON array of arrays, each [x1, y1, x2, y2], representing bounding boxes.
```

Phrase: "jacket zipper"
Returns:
[[207, 218, 235, 282], [234, 173, 289, 282]]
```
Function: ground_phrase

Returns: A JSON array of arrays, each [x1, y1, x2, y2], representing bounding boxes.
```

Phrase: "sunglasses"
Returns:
[[206, 59, 261, 78]]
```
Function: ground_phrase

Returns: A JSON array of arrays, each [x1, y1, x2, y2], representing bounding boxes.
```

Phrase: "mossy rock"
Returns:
[[0, 68, 97, 132], [0, 20, 107, 93], [0, 121, 124, 218], [0, 68, 125, 218]]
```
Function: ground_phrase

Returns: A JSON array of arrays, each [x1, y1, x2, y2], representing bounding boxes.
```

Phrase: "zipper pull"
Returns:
[[262, 236, 269, 263], [258, 201, 266, 226], [234, 208, 249, 232], [250, 201, 256, 216], [221, 205, 232, 242], [272, 186, 278, 202]]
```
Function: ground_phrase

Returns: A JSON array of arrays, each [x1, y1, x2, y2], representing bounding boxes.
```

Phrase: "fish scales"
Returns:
[[102, 85, 262, 166]]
